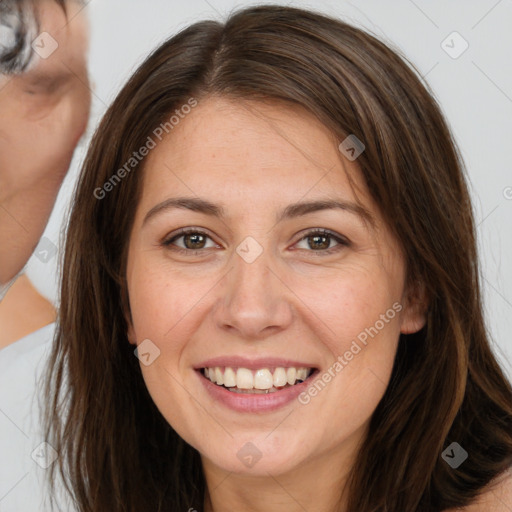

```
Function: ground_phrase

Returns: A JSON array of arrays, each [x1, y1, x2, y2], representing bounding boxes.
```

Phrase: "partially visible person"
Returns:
[[0, 1, 90, 508], [0, 0, 91, 349]]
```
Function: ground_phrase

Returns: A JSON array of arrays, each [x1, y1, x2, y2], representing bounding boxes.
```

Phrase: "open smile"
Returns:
[[195, 361, 318, 412]]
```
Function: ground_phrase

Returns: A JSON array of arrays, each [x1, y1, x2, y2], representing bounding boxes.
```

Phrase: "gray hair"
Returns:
[[0, 0, 38, 74], [0, 0, 83, 75]]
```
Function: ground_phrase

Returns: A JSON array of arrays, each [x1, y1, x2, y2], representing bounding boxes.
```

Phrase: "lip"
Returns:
[[195, 366, 319, 413], [194, 356, 316, 371]]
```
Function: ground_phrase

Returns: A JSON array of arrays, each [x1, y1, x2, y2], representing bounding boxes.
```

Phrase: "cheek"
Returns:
[[53, 90, 91, 170], [293, 262, 403, 356], [291, 263, 402, 418], [128, 262, 199, 430], [70, 88, 91, 146], [127, 259, 211, 353]]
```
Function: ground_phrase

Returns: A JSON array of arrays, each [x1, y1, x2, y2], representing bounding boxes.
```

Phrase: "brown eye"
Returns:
[[307, 233, 330, 250], [295, 229, 350, 254], [162, 228, 218, 254], [182, 232, 207, 249]]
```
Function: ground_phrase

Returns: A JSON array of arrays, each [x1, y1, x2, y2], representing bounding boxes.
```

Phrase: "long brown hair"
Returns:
[[43, 4, 512, 511]]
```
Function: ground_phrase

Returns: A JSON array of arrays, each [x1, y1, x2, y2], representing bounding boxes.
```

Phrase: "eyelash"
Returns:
[[162, 227, 350, 257]]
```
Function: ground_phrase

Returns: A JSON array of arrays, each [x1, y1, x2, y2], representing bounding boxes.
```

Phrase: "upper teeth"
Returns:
[[204, 367, 311, 390]]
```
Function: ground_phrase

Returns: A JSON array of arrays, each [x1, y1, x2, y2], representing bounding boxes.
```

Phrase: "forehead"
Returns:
[[139, 96, 372, 212]]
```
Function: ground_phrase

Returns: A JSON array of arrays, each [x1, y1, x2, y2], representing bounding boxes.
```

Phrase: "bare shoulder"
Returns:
[[444, 468, 512, 512]]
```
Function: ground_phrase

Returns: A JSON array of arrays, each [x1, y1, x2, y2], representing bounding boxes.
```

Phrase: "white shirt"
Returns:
[[0, 271, 23, 302], [0, 323, 71, 511]]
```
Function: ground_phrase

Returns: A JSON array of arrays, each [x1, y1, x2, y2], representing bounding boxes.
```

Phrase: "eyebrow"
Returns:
[[142, 196, 375, 227]]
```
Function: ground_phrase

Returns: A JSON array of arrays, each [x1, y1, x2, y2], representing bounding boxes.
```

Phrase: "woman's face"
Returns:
[[126, 96, 425, 478]]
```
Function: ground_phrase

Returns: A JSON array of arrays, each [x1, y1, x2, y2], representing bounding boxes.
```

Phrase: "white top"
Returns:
[[0, 323, 72, 511], [0, 270, 23, 302]]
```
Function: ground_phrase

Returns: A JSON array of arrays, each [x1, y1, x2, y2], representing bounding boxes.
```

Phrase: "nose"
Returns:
[[213, 244, 294, 340]]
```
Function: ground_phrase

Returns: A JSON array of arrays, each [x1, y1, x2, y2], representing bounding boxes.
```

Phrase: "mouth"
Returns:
[[200, 366, 316, 394]]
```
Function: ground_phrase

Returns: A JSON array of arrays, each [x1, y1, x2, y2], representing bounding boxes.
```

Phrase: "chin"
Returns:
[[197, 432, 312, 476]]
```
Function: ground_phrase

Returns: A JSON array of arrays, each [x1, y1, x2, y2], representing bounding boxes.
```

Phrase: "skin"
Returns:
[[0, 274, 55, 347], [125, 96, 427, 512], [0, 0, 90, 349], [0, 0, 90, 284]]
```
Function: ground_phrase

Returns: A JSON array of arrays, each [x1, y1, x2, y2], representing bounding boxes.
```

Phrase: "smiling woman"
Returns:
[[43, 4, 512, 512]]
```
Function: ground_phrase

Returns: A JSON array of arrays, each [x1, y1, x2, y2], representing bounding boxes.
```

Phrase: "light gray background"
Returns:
[[26, 0, 512, 377]]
